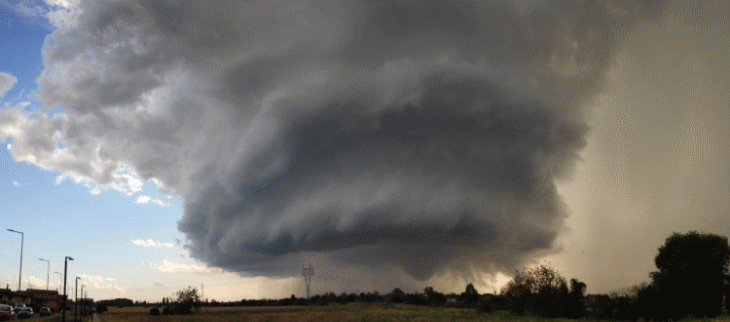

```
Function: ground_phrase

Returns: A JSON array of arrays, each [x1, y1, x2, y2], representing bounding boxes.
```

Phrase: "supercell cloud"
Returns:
[[1, 1, 666, 282]]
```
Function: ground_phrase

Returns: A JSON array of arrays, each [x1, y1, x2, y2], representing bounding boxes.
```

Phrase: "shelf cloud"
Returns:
[[1, 0, 671, 284]]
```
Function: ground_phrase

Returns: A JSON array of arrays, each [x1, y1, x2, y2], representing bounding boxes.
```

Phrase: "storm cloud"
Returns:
[[2, 0, 668, 283]]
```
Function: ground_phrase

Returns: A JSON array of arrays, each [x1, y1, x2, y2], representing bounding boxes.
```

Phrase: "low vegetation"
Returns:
[[89, 304, 730, 322]]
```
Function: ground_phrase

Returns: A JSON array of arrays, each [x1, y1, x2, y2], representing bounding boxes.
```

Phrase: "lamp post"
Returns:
[[80, 285, 85, 318], [75, 276, 81, 322], [54, 272, 62, 292], [39, 258, 50, 290], [62, 256, 73, 322], [7, 229, 24, 292]]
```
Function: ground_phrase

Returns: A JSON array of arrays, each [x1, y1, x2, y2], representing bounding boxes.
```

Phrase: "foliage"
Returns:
[[423, 287, 446, 306], [650, 231, 730, 320], [172, 286, 202, 314], [585, 232, 730, 321], [476, 295, 495, 313], [460, 283, 480, 307], [384, 288, 405, 304], [501, 263, 585, 318], [149, 307, 159, 316], [176, 286, 201, 303], [563, 278, 586, 318], [651, 231, 730, 319], [96, 298, 134, 309], [95, 302, 108, 314]]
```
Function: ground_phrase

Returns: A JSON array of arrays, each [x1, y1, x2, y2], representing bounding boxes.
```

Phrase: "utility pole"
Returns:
[[75, 276, 80, 322], [62, 256, 73, 322], [7, 229, 24, 292], [39, 258, 50, 290], [301, 264, 314, 299]]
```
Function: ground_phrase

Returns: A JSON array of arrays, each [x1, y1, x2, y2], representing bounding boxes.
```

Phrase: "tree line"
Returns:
[[104, 231, 729, 321]]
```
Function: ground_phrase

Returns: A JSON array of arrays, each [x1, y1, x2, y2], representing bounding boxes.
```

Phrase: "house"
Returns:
[[0, 288, 64, 313]]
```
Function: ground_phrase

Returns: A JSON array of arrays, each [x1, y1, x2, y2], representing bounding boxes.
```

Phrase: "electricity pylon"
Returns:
[[301, 264, 314, 299]]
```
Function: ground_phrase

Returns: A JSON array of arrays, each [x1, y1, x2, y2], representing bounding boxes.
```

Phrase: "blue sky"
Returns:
[[0, 1, 300, 302], [1, 0, 729, 302]]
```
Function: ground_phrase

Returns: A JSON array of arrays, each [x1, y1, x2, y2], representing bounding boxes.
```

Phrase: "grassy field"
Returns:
[[20, 304, 730, 322], [98, 305, 569, 322], [98, 305, 524, 322]]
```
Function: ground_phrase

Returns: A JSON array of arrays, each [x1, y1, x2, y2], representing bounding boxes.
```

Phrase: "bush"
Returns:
[[476, 296, 495, 313], [162, 306, 172, 315], [95, 303, 108, 314], [149, 307, 159, 316], [174, 301, 193, 315]]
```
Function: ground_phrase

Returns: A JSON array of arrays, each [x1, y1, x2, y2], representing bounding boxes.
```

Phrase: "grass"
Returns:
[[51, 305, 730, 322], [16, 314, 94, 322], [97, 304, 565, 322], [97, 305, 515, 322]]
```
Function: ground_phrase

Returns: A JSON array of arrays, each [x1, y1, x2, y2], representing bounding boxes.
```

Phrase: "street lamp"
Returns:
[[54, 272, 62, 292], [62, 256, 73, 322], [39, 258, 50, 290], [75, 276, 81, 322], [7, 229, 24, 292], [80, 285, 85, 318]]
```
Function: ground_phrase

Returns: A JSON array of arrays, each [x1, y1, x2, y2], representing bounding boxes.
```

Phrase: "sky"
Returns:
[[0, 0, 728, 302]]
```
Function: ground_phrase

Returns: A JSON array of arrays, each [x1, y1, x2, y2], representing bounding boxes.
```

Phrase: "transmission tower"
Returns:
[[301, 264, 314, 299]]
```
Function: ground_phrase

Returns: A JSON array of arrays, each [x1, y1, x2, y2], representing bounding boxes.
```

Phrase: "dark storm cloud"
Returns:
[[5, 0, 667, 282]]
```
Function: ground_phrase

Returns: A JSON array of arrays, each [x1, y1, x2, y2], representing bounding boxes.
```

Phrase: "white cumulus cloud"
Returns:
[[0, 72, 17, 98], [135, 195, 169, 206], [131, 239, 174, 249], [78, 274, 125, 294]]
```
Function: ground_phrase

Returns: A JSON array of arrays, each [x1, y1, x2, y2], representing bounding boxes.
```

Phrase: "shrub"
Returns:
[[162, 306, 172, 315], [95, 303, 108, 314], [476, 296, 495, 313], [149, 307, 159, 316]]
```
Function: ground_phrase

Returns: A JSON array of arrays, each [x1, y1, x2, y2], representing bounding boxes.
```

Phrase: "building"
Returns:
[[0, 287, 65, 313]]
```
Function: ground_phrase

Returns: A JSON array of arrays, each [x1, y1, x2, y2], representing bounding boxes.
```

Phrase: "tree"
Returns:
[[172, 286, 201, 314], [563, 278, 586, 318], [460, 283, 479, 307], [650, 231, 730, 319], [176, 286, 201, 303], [424, 286, 446, 305], [95, 302, 108, 314], [501, 264, 580, 318], [385, 288, 405, 304]]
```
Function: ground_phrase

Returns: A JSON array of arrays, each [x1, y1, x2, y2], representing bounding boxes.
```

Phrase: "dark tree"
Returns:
[[563, 278, 586, 318], [501, 264, 581, 318], [172, 286, 201, 314], [386, 288, 405, 303], [424, 286, 446, 305], [651, 231, 730, 319], [460, 283, 480, 307], [95, 302, 108, 314]]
